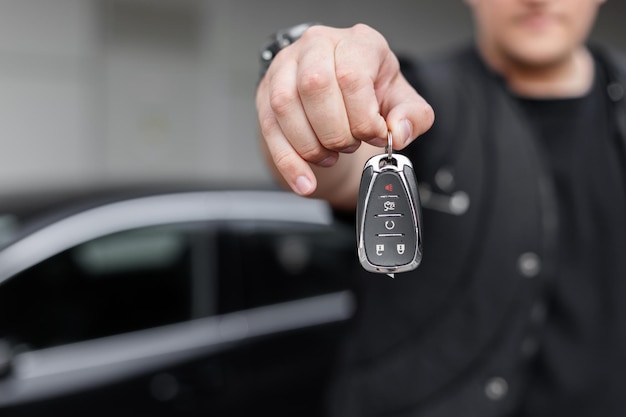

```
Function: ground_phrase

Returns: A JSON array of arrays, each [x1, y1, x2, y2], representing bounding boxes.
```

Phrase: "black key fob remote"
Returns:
[[357, 145, 423, 277]]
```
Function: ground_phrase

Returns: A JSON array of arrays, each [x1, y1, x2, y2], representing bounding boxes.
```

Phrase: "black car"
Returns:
[[0, 184, 358, 416]]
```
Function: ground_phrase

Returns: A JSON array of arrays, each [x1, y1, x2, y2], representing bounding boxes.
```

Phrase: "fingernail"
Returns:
[[400, 119, 413, 145], [343, 143, 360, 154], [318, 155, 338, 167], [295, 175, 314, 195], [366, 137, 387, 147]]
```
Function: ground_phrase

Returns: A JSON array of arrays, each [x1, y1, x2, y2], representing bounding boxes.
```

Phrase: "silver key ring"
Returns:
[[385, 131, 393, 160]]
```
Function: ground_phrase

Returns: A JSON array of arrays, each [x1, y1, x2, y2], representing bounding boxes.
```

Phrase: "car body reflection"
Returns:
[[0, 185, 357, 416]]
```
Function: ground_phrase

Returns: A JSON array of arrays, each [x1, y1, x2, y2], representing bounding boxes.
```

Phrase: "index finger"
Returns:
[[334, 25, 390, 144]]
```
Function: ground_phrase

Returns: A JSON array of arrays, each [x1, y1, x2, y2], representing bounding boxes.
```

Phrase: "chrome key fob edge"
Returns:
[[357, 153, 423, 275]]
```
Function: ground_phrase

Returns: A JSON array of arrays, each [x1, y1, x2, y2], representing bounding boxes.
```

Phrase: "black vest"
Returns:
[[329, 45, 626, 417]]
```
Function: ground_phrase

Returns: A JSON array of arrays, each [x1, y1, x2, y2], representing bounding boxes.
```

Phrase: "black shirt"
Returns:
[[516, 62, 626, 416]]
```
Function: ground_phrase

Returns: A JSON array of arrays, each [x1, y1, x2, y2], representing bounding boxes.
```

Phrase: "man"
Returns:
[[256, 0, 626, 416]]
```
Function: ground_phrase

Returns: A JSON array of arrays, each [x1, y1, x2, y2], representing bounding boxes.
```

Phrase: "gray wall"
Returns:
[[0, 0, 624, 193]]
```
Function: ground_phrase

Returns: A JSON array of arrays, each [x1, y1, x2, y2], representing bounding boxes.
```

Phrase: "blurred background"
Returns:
[[0, 0, 624, 194]]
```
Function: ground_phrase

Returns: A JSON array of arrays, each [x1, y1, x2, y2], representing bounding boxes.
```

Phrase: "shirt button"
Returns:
[[530, 301, 547, 324], [485, 377, 509, 401], [518, 252, 541, 278], [434, 166, 455, 192], [521, 336, 540, 358], [449, 191, 470, 215], [607, 83, 625, 102]]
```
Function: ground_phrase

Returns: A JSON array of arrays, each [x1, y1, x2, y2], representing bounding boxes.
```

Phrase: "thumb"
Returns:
[[383, 78, 435, 150]]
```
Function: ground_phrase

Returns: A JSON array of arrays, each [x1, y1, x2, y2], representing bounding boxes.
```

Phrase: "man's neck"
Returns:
[[486, 47, 595, 99]]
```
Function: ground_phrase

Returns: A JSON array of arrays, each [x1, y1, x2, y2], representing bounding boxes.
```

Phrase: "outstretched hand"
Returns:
[[256, 24, 434, 198]]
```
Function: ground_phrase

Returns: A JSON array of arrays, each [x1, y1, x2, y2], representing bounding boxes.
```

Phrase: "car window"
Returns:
[[215, 220, 355, 313], [72, 228, 187, 276], [0, 217, 356, 352], [0, 224, 198, 351]]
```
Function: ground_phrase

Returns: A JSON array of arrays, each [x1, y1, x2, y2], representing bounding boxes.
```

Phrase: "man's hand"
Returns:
[[256, 24, 434, 203]]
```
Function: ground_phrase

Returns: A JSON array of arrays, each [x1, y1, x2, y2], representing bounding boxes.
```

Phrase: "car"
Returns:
[[0, 183, 358, 416]]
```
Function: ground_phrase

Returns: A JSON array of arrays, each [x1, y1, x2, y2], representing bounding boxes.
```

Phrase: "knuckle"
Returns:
[[299, 24, 325, 42], [350, 23, 374, 35], [418, 103, 435, 134], [320, 132, 357, 152], [335, 64, 362, 92], [273, 147, 298, 174], [350, 118, 378, 140], [299, 142, 330, 163], [298, 67, 333, 95], [258, 113, 278, 138], [424, 103, 435, 125], [269, 88, 298, 117], [350, 23, 387, 47]]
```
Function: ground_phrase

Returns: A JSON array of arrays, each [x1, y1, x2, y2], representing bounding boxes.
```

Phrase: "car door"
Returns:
[[0, 190, 356, 416]]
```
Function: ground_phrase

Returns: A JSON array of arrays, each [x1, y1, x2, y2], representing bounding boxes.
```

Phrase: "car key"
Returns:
[[357, 132, 423, 277]]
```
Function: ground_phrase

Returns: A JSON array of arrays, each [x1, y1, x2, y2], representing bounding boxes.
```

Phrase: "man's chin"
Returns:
[[504, 43, 574, 71]]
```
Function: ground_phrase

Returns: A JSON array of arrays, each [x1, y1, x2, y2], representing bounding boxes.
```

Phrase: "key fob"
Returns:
[[357, 151, 423, 276]]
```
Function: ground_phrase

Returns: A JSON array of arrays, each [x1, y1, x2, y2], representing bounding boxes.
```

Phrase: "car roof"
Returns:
[[0, 181, 248, 222], [0, 181, 288, 249], [0, 182, 340, 283]]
